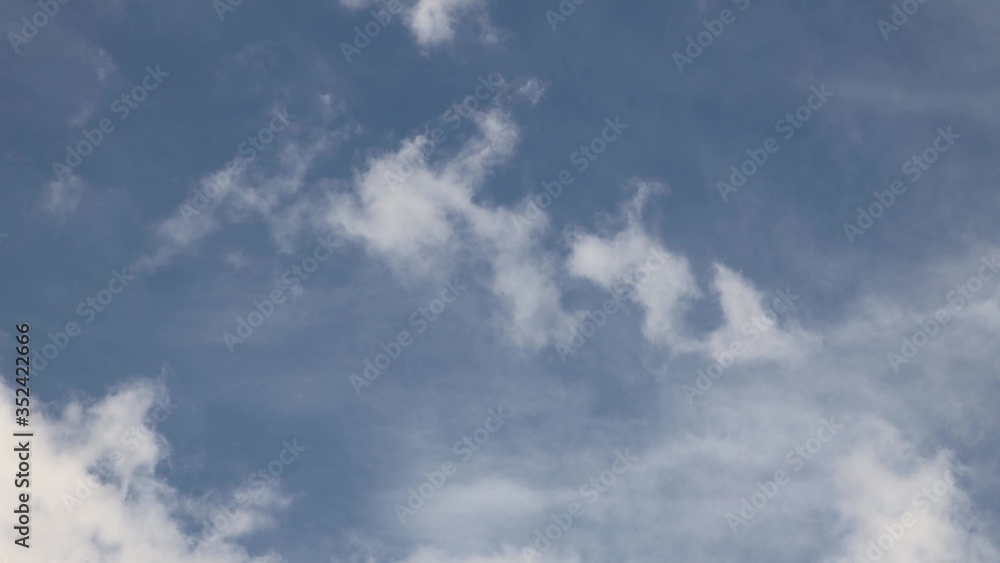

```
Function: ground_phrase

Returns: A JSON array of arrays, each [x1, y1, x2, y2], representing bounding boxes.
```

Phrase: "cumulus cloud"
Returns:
[[340, 0, 496, 48], [822, 420, 999, 563], [407, 0, 491, 47], [325, 108, 578, 348], [567, 180, 813, 362], [0, 377, 288, 562], [701, 263, 818, 363], [567, 219, 700, 350], [112, 101, 1000, 563]]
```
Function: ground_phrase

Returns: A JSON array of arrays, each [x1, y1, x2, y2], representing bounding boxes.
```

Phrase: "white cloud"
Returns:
[[407, 0, 490, 47], [77, 44, 116, 86], [23, 124, 1000, 563], [567, 221, 700, 350], [326, 109, 578, 348], [0, 377, 288, 562], [41, 172, 85, 219], [339, 0, 496, 49], [136, 132, 337, 273], [823, 420, 999, 563], [566, 180, 813, 362], [702, 263, 817, 362], [515, 78, 546, 106]]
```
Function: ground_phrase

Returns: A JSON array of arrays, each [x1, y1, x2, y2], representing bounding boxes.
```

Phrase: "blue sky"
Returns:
[[2, 0, 1000, 561]]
